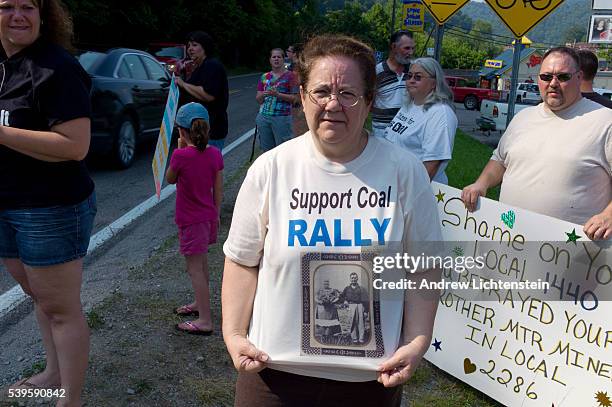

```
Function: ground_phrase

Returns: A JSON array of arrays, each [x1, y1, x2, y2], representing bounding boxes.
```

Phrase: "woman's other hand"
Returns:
[[225, 333, 269, 373], [377, 337, 428, 387]]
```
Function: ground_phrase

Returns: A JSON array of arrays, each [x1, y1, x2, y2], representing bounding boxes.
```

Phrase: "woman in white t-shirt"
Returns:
[[222, 35, 442, 407], [384, 57, 458, 184]]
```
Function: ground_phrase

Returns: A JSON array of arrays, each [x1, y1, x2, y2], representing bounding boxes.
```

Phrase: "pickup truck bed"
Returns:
[[476, 99, 539, 132]]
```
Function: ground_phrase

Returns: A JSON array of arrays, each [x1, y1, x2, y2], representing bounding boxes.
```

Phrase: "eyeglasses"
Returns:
[[406, 72, 433, 82], [538, 72, 577, 83], [306, 89, 363, 107]]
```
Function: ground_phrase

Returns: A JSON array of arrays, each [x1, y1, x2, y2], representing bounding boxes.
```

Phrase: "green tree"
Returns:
[[363, 2, 391, 53], [562, 24, 587, 44]]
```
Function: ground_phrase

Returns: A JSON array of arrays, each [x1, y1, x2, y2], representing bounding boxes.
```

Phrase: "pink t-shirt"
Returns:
[[169, 145, 224, 226]]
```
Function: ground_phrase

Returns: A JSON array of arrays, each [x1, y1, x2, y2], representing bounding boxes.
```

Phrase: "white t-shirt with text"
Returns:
[[384, 102, 457, 184], [223, 133, 442, 381]]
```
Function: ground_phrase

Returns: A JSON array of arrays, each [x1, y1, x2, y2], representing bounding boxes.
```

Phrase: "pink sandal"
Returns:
[[174, 304, 199, 316], [175, 321, 213, 336]]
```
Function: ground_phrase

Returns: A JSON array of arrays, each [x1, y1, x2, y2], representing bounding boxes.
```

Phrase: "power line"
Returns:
[[445, 23, 566, 48], [444, 26, 564, 49]]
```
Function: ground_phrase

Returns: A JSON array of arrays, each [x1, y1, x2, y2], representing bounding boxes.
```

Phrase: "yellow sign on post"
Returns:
[[485, 0, 564, 38], [403, 1, 425, 32], [485, 59, 503, 68], [421, 0, 470, 24]]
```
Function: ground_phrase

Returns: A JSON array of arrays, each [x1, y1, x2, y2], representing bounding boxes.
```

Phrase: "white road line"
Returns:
[[0, 128, 256, 318]]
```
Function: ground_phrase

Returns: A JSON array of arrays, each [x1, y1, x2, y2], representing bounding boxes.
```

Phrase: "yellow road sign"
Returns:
[[485, 0, 564, 38], [485, 59, 503, 68], [403, 1, 425, 32], [421, 0, 470, 24]]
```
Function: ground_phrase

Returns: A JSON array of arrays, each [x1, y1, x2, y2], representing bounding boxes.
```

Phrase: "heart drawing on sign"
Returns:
[[463, 358, 477, 374], [501, 210, 515, 229]]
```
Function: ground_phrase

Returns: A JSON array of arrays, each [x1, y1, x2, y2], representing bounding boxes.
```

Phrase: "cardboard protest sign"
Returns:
[[152, 76, 179, 198], [425, 183, 611, 407]]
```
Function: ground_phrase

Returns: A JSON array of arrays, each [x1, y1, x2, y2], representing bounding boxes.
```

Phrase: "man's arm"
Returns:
[[423, 161, 442, 181], [461, 160, 506, 212], [584, 201, 612, 240]]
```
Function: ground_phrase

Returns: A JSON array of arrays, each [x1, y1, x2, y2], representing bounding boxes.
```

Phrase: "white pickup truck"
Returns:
[[476, 99, 539, 132]]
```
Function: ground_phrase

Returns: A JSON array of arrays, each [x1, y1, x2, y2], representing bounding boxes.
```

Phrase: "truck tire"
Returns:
[[464, 95, 479, 110]]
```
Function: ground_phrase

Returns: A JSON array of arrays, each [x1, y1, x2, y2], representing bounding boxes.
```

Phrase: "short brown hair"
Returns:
[[577, 49, 599, 81], [36, 0, 74, 50], [543, 47, 580, 71], [297, 34, 376, 104]]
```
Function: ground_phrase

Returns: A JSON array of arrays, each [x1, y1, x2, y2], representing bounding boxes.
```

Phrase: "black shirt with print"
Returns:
[[0, 39, 94, 209]]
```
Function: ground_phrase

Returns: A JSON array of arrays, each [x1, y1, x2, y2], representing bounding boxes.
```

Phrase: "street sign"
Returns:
[[485, 0, 564, 38], [152, 75, 179, 198], [421, 0, 470, 24], [374, 50, 385, 63], [485, 59, 503, 68], [403, 0, 425, 32]]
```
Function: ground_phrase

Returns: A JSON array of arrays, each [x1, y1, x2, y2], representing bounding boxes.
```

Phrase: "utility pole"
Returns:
[[506, 39, 522, 128], [391, 0, 397, 33], [434, 24, 444, 62]]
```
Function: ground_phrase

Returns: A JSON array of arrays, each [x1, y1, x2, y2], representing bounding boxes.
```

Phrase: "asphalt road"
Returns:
[[0, 86, 491, 296]]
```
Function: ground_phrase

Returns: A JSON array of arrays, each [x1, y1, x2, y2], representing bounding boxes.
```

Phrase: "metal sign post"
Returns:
[[506, 40, 522, 128], [434, 24, 444, 62], [391, 0, 398, 32]]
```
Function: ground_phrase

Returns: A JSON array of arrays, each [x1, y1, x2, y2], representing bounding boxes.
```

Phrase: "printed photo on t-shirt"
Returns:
[[301, 252, 385, 358]]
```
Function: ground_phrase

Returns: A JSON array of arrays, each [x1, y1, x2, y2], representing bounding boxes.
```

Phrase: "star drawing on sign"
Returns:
[[565, 228, 581, 244], [435, 190, 445, 203], [432, 338, 442, 351], [595, 391, 611, 407]]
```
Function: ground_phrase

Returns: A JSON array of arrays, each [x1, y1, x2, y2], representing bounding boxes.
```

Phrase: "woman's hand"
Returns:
[[264, 87, 279, 97], [377, 338, 429, 387], [175, 77, 185, 88], [225, 333, 269, 373]]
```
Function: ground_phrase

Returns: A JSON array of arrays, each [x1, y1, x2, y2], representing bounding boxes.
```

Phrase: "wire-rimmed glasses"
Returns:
[[305, 89, 363, 108]]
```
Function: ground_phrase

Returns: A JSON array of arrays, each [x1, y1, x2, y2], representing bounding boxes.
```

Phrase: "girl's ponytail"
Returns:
[[190, 119, 210, 152]]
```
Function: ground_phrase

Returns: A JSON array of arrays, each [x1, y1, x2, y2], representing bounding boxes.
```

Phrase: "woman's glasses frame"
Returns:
[[305, 89, 363, 108]]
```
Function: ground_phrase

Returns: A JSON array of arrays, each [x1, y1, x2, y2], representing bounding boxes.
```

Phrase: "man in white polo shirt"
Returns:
[[371, 31, 415, 138], [462, 47, 612, 241]]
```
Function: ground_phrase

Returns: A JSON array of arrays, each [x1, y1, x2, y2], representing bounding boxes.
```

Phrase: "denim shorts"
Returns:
[[0, 193, 97, 267]]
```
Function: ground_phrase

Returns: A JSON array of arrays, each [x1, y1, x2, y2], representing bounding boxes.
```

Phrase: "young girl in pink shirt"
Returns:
[[166, 103, 224, 335]]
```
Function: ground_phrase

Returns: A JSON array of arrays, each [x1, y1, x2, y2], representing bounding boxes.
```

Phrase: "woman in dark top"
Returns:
[[176, 31, 229, 151], [0, 1, 96, 404]]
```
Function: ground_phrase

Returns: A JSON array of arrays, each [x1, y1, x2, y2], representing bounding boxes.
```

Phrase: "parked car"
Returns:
[[149, 42, 187, 75], [77, 48, 171, 168], [445, 76, 500, 110]]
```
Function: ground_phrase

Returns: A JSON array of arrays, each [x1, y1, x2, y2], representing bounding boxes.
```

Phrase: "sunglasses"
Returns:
[[406, 72, 432, 82], [538, 72, 577, 83]]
